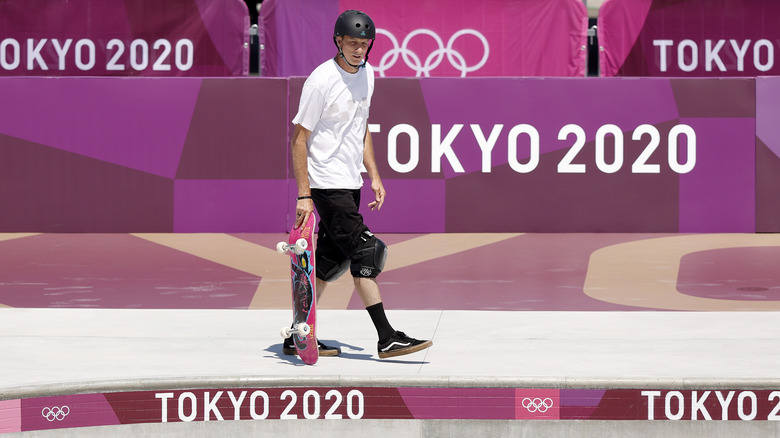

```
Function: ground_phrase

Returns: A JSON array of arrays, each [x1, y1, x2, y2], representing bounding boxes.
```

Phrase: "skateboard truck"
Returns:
[[280, 323, 311, 339], [276, 239, 308, 255]]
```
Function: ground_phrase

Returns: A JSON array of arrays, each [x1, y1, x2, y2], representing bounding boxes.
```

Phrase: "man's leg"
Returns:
[[313, 189, 431, 358], [358, 278, 431, 358], [316, 278, 328, 301], [349, 234, 432, 358], [318, 276, 390, 337], [353, 277, 381, 307], [316, 258, 432, 359], [354, 277, 395, 345]]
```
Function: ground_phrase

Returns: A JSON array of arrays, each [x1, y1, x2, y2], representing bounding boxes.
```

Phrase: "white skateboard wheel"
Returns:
[[276, 241, 288, 254], [297, 323, 310, 337], [295, 238, 308, 252], [280, 327, 291, 338]]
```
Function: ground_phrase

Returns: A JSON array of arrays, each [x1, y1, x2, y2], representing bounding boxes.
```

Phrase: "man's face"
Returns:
[[337, 35, 371, 64]]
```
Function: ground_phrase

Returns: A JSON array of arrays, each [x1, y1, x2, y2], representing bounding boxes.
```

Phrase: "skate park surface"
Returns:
[[2, 232, 779, 436]]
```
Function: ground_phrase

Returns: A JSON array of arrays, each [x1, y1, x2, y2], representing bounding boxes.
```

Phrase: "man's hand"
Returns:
[[367, 179, 385, 211], [295, 197, 314, 229]]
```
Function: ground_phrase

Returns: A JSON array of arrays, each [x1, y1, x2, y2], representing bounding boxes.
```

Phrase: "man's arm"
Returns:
[[362, 127, 385, 211], [291, 124, 314, 228]]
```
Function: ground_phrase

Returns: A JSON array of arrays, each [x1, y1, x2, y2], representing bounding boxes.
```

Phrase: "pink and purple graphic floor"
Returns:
[[3, 232, 780, 311]]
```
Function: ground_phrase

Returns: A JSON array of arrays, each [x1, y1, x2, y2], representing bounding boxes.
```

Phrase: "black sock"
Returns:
[[366, 302, 395, 343]]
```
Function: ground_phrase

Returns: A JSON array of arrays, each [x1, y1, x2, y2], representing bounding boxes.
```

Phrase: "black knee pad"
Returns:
[[350, 231, 387, 278], [317, 254, 350, 282]]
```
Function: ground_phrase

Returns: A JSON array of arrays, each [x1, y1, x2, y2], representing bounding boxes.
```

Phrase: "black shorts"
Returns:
[[311, 188, 370, 273]]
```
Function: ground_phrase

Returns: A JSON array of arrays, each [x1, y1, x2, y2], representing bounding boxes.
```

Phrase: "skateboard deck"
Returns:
[[276, 213, 318, 365]]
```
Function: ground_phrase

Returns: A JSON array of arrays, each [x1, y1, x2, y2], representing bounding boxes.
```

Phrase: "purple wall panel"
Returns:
[[174, 180, 286, 233], [443, 136, 681, 232], [756, 77, 780, 232], [418, 78, 679, 175], [176, 78, 287, 180], [370, 77, 754, 232], [359, 180, 446, 233], [0, 134, 174, 232], [412, 78, 681, 232], [0, 77, 202, 178], [678, 118, 755, 233], [0, 76, 774, 233], [0, 77, 288, 233]]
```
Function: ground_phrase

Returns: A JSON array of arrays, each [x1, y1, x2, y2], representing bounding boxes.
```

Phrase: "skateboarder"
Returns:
[[283, 9, 432, 359]]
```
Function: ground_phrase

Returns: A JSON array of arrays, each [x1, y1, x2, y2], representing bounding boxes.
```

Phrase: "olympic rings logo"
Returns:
[[41, 406, 70, 421], [374, 28, 490, 77], [522, 397, 554, 413]]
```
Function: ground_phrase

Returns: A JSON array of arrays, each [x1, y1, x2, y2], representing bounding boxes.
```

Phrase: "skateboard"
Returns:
[[276, 212, 318, 365]]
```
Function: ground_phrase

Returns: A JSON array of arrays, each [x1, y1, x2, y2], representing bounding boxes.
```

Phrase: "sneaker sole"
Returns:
[[283, 347, 341, 357], [378, 340, 432, 359]]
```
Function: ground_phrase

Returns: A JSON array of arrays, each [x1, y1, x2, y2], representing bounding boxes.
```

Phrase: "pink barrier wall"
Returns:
[[7, 386, 780, 432], [1, 76, 778, 233], [0, 0, 250, 77], [260, 0, 588, 77]]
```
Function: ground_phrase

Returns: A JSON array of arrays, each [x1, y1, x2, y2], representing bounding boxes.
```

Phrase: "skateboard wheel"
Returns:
[[276, 242, 288, 254], [295, 238, 308, 252], [280, 327, 291, 338], [297, 323, 310, 337]]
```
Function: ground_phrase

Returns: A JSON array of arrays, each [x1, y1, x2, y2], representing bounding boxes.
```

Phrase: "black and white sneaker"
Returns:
[[377, 331, 432, 359], [283, 339, 341, 357]]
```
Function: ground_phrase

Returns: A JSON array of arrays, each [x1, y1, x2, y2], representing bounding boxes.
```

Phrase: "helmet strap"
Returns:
[[334, 38, 375, 70], [338, 47, 364, 69]]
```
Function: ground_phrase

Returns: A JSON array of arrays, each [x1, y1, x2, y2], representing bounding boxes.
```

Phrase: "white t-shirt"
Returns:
[[292, 58, 374, 189]]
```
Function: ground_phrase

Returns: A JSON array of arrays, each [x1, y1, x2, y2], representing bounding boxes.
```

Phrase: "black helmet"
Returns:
[[333, 10, 376, 69], [334, 10, 375, 40]]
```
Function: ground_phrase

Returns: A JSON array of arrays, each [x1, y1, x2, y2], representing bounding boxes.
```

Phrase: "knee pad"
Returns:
[[316, 254, 350, 282], [351, 231, 388, 278]]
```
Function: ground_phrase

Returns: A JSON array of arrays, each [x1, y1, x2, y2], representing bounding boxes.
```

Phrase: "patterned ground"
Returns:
[[1, 233, 779, 311]]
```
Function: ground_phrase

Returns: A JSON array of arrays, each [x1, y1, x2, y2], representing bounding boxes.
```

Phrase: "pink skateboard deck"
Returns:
[[277, 213, 318, 365]]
